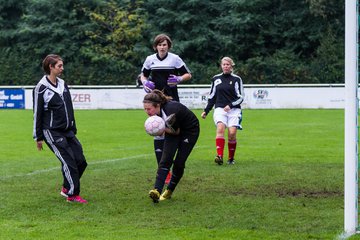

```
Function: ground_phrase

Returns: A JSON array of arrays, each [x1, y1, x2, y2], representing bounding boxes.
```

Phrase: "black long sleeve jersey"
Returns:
[[203, 72, 245, 115], [33, 76, 76, 141], [142, 52, 191, 102], [161, 101, 199, 136]]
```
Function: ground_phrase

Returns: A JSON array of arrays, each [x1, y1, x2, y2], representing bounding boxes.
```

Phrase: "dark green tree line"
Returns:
[[144, 0, 344, 84], [0, 0, 345, 85]]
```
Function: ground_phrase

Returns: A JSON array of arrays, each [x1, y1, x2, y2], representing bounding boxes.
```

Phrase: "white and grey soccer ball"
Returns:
[[144, 115, 165, 136]]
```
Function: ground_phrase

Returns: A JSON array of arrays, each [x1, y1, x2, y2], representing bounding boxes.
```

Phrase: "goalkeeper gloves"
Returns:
[[143, 80, 155, 93], [167, 75, 182, 87]]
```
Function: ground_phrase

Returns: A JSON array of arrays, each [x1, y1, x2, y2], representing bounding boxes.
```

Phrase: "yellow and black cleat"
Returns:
[[149, 189, 160, 203]]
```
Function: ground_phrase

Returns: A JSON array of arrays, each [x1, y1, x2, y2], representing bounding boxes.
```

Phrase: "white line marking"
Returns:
[[0, 145, 206, 180], [0, 154, 152, 180]]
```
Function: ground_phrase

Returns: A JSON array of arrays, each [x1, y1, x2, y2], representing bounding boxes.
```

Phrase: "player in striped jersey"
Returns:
[[140, 33, 192, 101], [201, 57, 245, 165]]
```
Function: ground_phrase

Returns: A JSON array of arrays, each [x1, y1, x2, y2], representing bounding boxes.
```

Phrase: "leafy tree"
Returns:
[[0, 0, 346, 85], [143, 0, 344, 84], [82, 0, 148, 84], [0, 0, 101, 85], [0, 0, 33, 84], [306, 0, 344, 83], [15, 0, 97, 59], [0, 0, 149, 85], [0, 0, 27, 46], [84, 0, 147, 61], [310, 28, 344, 83]]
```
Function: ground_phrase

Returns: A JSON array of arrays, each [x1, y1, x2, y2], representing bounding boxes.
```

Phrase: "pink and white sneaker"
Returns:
[[60, 187, 68, 197], [66, 195, 88, 204]]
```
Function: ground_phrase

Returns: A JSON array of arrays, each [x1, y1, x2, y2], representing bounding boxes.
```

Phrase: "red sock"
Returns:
[[228, 140, 237, 160], [216, 137, 225, 157], [165, 172, 171, 184]]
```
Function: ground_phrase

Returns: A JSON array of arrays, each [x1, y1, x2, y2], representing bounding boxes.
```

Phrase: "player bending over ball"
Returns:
[[143, 90, 200, 203], [140, 33, 192, 184], [201, 57, 245, 165]]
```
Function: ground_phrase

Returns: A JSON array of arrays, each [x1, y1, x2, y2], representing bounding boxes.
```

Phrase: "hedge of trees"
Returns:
[[0, 0, 344, 85]]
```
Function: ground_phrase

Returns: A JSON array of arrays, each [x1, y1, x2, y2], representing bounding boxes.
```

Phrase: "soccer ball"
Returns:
[[144, 115, 165, 136]]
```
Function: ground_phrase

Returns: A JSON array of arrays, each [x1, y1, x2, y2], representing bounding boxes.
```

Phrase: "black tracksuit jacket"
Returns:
[[33, 76, 76, 141]]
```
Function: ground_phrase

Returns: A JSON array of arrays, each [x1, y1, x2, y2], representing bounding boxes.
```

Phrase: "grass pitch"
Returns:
[[0, 109, 352, 239]]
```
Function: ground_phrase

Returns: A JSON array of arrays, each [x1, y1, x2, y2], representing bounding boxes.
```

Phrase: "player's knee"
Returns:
[[173, 161, 185, 170], [172, 166, 185, 177], [159, 159, 172, 169]]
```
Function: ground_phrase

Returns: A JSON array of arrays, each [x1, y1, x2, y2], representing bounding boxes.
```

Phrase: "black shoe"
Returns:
[[214, 155, 223, 165]]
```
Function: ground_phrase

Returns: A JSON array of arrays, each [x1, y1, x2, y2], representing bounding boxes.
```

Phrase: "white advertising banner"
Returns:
[[25, 88, 147, 110], [70, 89, 146, 109], [178, 87, 345, 109], [244, 87, 344, 109], [24, 86, 346, 110]]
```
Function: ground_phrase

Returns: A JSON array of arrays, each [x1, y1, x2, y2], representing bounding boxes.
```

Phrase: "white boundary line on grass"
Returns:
[[0, 154, 152, 180], [1, 145, 207, 180]]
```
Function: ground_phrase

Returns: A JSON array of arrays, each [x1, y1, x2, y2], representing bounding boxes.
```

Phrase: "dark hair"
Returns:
[[42, 54, 63, 74], [153, 34, 172, 51], [143, 89, 172, 106]]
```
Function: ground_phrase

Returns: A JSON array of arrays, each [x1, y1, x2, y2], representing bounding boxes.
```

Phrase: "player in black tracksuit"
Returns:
[[143, 90, 200, 203], [33, 54, 88, 203]]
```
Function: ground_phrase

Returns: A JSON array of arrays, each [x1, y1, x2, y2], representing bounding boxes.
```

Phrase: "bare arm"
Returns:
[[179, 73, 192, 83]]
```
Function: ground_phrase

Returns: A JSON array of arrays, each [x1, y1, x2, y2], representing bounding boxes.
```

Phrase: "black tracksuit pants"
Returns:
[[154, 130, 199, 193], [43, 129, 87, 196]]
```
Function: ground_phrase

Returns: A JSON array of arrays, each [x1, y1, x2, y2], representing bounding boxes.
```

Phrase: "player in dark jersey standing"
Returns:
[[33, 54, 88, 203], [201, 57, 245, 165], [140, 33, 192, 183], [143, 90, 200, 203]]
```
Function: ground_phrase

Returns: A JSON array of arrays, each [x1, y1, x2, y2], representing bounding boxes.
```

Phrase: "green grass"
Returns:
[[0, 109, 353, 239]]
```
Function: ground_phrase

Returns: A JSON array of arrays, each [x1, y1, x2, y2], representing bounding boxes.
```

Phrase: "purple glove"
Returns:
[[167, 75, 182, 87], [143, 80, 155, 93]]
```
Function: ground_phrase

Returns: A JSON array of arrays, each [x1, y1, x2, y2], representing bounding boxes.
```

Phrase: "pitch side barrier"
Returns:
[[0, 83, 347, 109]]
